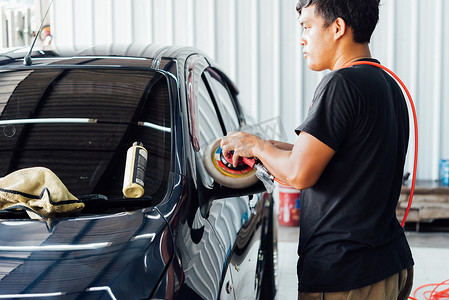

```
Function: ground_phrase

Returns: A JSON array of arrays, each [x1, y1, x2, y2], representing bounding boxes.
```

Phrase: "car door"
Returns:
[[174, 54, 237, 300], [200, 66, 265, 299], [181, 53, 266, 299]]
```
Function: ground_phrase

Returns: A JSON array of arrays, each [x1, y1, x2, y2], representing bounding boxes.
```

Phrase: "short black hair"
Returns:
[[296, 0, 380, 43]]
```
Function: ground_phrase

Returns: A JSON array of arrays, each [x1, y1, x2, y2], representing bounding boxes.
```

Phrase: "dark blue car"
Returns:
[[0, 44, 278, 299]]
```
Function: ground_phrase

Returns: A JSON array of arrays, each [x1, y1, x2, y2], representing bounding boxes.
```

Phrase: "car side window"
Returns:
[[194, 74, 227, 187], [203, 69, 240, 133], [197, 76, 225, 152]]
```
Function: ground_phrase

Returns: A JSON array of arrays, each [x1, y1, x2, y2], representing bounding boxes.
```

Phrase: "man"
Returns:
[[220, 0, 414, 299]]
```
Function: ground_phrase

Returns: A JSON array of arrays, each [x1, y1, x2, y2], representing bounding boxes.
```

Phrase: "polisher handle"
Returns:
[[242, 157, 256, 168]]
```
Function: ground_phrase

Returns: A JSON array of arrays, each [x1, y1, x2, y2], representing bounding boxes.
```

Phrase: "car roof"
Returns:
[[0, 43, 240, 95], [0, 43, 209, 70]]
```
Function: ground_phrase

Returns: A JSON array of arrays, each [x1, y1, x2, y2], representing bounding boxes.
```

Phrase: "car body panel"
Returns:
[[0, 44, 276, 299]]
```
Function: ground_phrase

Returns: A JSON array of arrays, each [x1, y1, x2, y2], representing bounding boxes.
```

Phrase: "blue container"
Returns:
[[439, 159, 449, 185]]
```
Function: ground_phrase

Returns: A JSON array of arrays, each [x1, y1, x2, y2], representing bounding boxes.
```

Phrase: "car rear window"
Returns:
[[0, 68, 171, 203]]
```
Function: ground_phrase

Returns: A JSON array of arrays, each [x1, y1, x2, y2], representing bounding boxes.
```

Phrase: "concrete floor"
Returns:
[[276, 225, 449, 300]]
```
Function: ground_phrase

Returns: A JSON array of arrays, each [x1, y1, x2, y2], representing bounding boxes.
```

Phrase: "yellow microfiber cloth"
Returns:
[[0, 167, 84, 220]]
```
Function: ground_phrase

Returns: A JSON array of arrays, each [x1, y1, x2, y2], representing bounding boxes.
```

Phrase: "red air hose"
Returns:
[[344, 61, 418, 227], [409, 278, 449, 300]]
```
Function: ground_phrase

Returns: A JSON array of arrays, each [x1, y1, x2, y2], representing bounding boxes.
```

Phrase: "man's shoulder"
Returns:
[[317, 69, 359, 94], [320, 61, 384, 95]]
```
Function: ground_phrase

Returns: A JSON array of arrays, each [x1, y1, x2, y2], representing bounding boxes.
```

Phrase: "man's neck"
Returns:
[[331, 43, 372, 71]]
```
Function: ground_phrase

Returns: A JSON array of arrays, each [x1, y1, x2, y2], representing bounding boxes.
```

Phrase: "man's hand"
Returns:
[[221, 131, 335, 190], [220, 132, 264, 167]]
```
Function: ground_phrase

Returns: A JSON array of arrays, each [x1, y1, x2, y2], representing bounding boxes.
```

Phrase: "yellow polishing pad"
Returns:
[[202, 139, 258, 188]]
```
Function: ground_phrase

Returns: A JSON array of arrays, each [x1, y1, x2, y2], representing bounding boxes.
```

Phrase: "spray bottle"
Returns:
[[123, 142, 148, 198]]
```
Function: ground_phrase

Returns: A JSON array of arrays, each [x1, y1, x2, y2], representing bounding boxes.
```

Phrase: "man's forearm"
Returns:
[[267, 140, 294, 151]]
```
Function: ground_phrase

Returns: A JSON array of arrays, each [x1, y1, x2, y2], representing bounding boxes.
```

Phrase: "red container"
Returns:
[[278, 184, 300, 226]]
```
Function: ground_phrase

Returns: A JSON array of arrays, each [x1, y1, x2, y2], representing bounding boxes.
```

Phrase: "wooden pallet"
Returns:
[[397, 180, 449, 230]]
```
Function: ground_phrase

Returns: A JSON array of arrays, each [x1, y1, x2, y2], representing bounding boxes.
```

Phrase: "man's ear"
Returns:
[[333, 17, 346, 40]]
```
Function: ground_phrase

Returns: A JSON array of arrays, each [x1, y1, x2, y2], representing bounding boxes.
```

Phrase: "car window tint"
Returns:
[[0, 69, 171, 201], [195, 75, 226, 187], [197, 78, 224, 150], [204, 69, 240, 132]]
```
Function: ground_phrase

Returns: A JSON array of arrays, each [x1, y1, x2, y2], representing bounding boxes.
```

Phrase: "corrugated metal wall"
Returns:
[[50, 0, 449, 180]]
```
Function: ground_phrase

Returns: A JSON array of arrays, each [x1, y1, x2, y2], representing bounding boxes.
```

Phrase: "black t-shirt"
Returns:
[[295, 59, 414, 292]]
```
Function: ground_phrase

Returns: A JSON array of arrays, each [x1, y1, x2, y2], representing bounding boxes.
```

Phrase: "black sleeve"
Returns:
[[295, 72, 359, 151]]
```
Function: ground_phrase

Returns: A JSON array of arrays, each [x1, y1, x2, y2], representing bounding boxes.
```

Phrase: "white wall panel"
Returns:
[[235, 0, 258, 122], [173, 0, 194, 46], [132, 0, 153, 44], [442, 0, 449, 164], [431, 0, 443, 179], [279, 0, 304, 140], [73, 0, 92, 47], [257, 0, 280, 122], [50, 0, 449, 181], [52, 0, 73, 51], [112, 0, 132, 45], [93, 0, 113, 46], [214, 0, 236, 78], [152, 0, 173, 45], [193, 0, 214, 57]]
